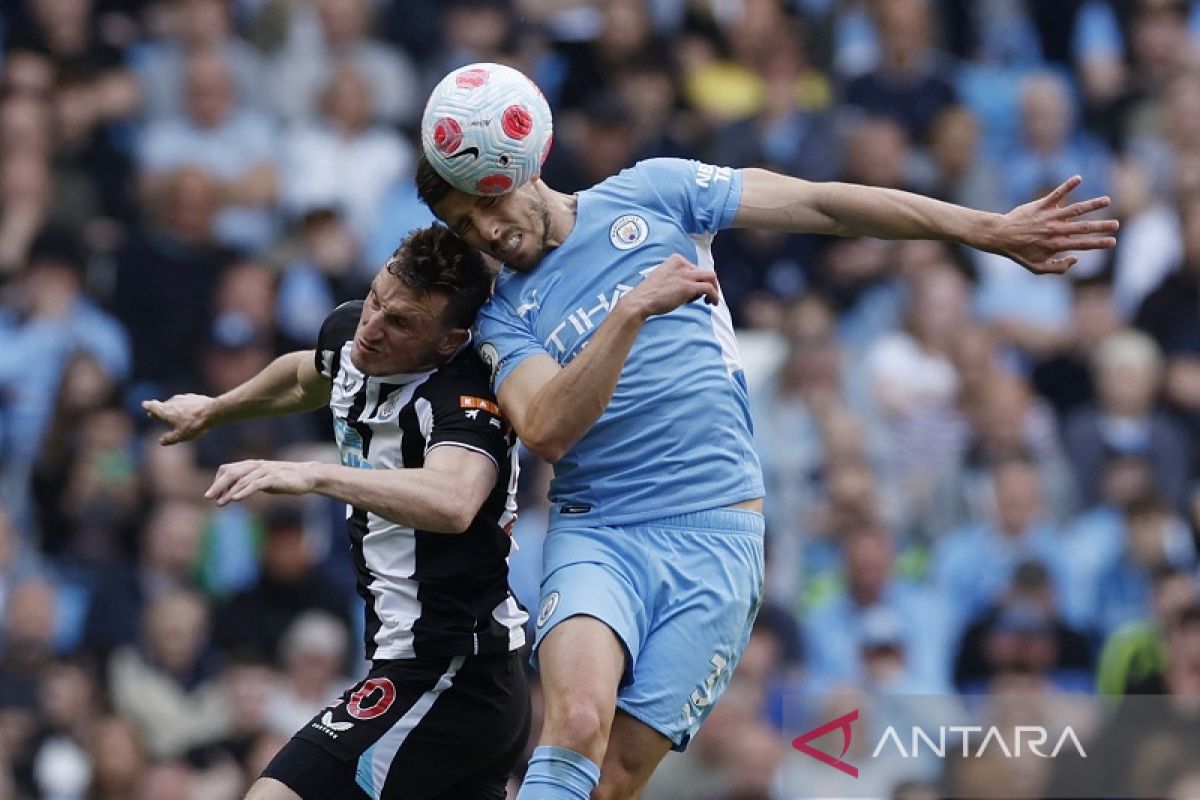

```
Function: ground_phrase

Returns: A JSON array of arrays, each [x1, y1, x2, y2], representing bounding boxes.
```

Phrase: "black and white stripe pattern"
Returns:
[[316, 302, 526, 660]]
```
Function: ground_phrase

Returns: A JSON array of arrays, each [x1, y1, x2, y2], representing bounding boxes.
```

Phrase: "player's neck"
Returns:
[[536, 182, 578, 249]]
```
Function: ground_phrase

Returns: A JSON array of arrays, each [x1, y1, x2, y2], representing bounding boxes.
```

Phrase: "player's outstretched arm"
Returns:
[[143, 351, 330, 445], [204, 445, 497, 533], [733, 170, 1118, 274], [497, 255, 719, 463]]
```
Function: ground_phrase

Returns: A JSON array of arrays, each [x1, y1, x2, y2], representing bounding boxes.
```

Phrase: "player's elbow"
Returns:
[[448, 503, 479, 533], [521, 434, 566, 464]]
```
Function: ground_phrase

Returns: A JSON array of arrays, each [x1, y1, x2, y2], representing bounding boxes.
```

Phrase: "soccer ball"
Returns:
[[421, 63, 554, 196]]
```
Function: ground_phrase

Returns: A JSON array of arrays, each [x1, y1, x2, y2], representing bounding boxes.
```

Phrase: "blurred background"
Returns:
[[1, 0, 1200, 798]]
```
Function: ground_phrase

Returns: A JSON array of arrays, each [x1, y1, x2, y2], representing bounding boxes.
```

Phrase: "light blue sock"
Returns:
[[516, 745, 601, 800]]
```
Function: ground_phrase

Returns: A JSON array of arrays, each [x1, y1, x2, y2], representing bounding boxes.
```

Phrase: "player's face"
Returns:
[[432, 183, 552, 272], [350, 271, 463, 375]]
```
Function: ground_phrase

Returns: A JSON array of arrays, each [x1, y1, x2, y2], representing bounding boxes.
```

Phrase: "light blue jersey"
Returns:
[[475, 158, 765, 526]]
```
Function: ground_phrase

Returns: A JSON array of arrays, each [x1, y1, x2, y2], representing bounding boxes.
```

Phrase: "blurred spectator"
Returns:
[[3, 0, 140, 122], [277, 209, 372, 348], [137, 48, 279, 253], [108, 167, 234, 394], [423, 0, 515, 87], [109, 589, 230, 758], [0, 231, 129, 534], [213, 504, 352, 664], [1106, 158, 1181, 318], [86, 715, 148, 800], [281, 60, 411, 241], [1002, 71, 1113, 210], [1031, 275, 1122, 417], [931, 454, 1073, 634], [953, 561, 1093, 693], [83, 500, 208, 656], [1135, 192, 1200, 423], [135, 0, 267, 121], [0, 123, 53, 276], [1096, 564, 1198, 695], [50, 70, 138, 244], [917, 104, 1004, 211], [804, 524, 952, 691], [558, 0, 659, 113], [862, 264, 969, 468], [1091, 494, 1196, 636], [0, 577, 60, 711], [613, 57, 694, 162], [709, 21, 840, 182], [543, 93, 639, 194], [263, 611, 349, 735], [1064, 329, 1192, 507], [843, 0, 958, 144], [841, 116, 912, 189], [267, 0, 419, 126], [917, 367, 1076, 538]]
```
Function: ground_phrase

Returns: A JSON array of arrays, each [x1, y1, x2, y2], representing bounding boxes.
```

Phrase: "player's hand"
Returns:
[[991, 175, 1119, 275], [205, 459, 317, 505], [143, 393, 216, 445], [625, 254, 720, 319]]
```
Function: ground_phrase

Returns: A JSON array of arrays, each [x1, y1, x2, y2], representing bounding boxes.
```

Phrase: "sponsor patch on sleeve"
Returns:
[[460, 396, 502, 416]]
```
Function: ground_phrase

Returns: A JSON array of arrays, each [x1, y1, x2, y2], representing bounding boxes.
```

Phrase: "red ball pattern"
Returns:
[[432, 117, 463, 154], [455, 68, 490, 89], [501, 104, 533, 140], [476, 174, 514, 194]]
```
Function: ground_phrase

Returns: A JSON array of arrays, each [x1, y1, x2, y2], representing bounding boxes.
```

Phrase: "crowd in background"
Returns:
[[1, 0, 1200, 797]]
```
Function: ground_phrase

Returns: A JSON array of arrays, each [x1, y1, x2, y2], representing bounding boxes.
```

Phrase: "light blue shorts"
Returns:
[[532, 507, 765, 750]]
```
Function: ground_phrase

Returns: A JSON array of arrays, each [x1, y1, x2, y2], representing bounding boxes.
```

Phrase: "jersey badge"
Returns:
[[609, 214, 648, 250]]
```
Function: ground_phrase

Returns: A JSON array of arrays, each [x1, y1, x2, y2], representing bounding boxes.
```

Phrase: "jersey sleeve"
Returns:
[[633, 158, 743, 236], [422, 353, 513, 468], [472, 291, 548, 393], [313, 301, 362, 380]]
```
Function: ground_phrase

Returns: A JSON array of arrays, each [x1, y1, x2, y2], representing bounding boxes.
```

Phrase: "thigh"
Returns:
[[380, 651, 531, 800], [618, 523, 765, 751], [290, 654, 528, 800], [258, 738, 367, 800]]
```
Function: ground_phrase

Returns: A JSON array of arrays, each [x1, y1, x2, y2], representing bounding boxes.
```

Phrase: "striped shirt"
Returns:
[[315, 302, 526, 660]]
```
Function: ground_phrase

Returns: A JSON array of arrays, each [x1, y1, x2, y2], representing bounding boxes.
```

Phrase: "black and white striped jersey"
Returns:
[[314, 302, 527, 660]]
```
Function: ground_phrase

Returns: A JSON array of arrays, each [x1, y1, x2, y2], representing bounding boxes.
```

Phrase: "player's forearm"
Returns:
[[736, 168, 1003, 251], [518, 304, 645, 463], [308, 462, 477, 533], [209, 351, 329, 425]]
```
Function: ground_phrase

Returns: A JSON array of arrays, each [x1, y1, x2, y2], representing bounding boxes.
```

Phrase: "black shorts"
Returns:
[[261, 650, 530, 800]]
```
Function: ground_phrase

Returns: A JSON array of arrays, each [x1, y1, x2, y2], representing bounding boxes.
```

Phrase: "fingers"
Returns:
[[1051, 236, 1118, 252], [1041, 175, 1082, 207], [205, 460, 262, 505], [1060, 218, 1120, 235], [1058, 196, 1112, 218], [694, 270, 720, 305]]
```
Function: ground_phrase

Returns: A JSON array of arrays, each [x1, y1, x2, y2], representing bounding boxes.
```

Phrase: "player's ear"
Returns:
[[437, 327, 470, 358]]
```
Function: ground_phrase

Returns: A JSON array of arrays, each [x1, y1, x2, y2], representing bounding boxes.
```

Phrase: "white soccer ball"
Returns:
[[421, 62, 554, 196]]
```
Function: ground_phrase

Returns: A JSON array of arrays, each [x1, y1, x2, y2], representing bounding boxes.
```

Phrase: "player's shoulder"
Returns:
[[317, 301, 362, 349], [422, 344, 496, 400]]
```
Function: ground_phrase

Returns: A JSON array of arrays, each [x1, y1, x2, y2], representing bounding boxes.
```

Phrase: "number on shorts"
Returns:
[[681, 653, 729, 726], [347, 678, 397, 720]]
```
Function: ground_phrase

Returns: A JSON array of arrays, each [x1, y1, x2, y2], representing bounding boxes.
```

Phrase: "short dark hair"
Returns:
[[385, 225, 491, 329], [415, 153, 455, 211]]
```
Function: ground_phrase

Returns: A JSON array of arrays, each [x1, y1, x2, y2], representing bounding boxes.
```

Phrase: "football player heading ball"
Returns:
[[417, 63, 1118, 800]]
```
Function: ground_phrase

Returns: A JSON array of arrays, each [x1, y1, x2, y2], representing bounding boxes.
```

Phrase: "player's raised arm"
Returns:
[[204, 444, 497, 533], [733, 170, 1118, 275], [495, 255, 719, 463], [143, 350, 330, 445]]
